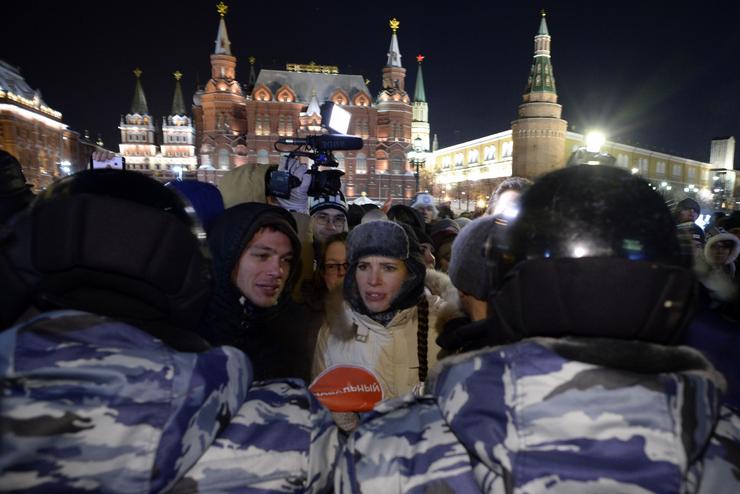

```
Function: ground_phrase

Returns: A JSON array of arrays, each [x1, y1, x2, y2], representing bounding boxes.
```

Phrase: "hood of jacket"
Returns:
[[427, 337, 726, 492], [217, 163, 274, 209], [201, 203, 301, 343], [325, 268, 462, 340]]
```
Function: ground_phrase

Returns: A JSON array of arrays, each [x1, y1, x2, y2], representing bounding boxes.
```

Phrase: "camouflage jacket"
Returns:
[[1, 310, 339, 493], [336, 337, 740, 493]]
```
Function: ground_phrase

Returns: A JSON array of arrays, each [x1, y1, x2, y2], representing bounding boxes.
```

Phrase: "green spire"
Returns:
[[413, 54, 426, 102], [523, 12, 557, 95], [171, 71, 186, 115], [130, 68, 149, 115], [538, 9, 549, 35]]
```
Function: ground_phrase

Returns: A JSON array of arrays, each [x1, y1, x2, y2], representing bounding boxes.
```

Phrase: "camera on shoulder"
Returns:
[[270, 102, 363, 198]]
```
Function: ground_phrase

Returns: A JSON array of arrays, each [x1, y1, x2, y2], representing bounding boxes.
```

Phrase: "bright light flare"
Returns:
[[585, 131, 606, 153]]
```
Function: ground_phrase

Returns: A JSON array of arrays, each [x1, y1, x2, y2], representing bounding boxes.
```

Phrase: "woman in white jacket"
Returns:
[[310, 221, 458, 429]]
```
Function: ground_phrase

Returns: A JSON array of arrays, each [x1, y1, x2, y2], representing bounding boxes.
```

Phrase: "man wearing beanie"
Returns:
[[410, 192, 438, 226], [309, 191, 348, 244], [446, 216, 497, 322], [675, 197, 701, 224]]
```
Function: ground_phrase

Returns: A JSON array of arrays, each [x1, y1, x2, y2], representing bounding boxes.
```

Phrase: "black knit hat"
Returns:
[[676, 197, 701, 215], [346, 220, 410, 264], [344, 220, 426, 314]]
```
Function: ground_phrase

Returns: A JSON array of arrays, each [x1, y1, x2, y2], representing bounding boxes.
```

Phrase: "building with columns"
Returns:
[[193, 4, 425, 201], [429, 12, 737, 212], [119, 69, 198, 181]]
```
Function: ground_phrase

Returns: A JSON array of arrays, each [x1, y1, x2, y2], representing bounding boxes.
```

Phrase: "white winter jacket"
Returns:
[[310, 271, 461, 413]]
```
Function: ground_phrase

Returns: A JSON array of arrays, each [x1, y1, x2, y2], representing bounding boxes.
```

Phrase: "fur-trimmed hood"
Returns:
[[324, 269, 463, 340], [704, 231, 740, 267]]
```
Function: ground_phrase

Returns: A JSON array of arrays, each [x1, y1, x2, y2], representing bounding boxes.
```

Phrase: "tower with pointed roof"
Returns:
[[119, 68, 157, 169], [193, 1, 248, 173], [511, 11, 567, 178], [375, 18, 415, 200], [411, 54, 430, 153], [161, 71, 197, 171]]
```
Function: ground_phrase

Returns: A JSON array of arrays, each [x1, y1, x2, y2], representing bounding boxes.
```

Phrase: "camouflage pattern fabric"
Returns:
[[170, 380, 340, 493], [1, 310, 339, 493], [336, 338, 740, 493]]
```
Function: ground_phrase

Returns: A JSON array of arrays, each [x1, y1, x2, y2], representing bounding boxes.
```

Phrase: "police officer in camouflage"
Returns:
[[0, 170, 339, 493], [335, 165, 740, 493]]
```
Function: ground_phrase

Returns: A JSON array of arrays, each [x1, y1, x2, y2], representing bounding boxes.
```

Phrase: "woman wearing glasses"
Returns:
[[310, 221, 460, 431]]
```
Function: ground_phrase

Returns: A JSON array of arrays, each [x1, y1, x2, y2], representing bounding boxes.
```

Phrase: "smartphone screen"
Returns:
[[90, 155, 126, 170]]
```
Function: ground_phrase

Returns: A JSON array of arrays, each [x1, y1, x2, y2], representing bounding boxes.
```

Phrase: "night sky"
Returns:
[[3, 1, 739, 164]]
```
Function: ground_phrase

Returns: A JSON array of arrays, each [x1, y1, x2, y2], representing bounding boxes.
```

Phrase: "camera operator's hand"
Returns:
[[276, 155, 310, 214], [381, 195, 393, 214]]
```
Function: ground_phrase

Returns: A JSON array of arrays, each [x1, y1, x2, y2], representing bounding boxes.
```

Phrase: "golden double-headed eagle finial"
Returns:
[[217, 2, 228, 17], [133, 68, 142, 78], [248, 56, 256, 65], [173, 71, 182, 81], [541, 9, 546, 17], [389, 18, 400, 33]]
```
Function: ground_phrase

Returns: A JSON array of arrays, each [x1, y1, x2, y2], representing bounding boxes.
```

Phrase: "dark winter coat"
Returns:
[[200, 202, 321, 383]]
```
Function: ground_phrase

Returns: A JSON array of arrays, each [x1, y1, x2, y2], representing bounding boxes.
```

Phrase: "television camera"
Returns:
[[270, 102, 363, 198]]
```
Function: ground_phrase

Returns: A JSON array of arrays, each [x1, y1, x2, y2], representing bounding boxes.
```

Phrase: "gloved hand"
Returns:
[[276, 155, 311, 214]]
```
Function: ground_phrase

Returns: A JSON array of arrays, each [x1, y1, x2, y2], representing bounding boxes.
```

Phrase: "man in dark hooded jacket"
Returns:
[[200, 202, 322, 383]]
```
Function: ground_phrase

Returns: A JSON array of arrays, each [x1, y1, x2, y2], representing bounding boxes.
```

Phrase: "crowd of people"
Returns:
[[1, 148, 739, 493]]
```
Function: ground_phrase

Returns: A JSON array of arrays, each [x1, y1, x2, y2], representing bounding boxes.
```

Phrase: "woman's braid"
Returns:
[[417, 296, 429, 382]]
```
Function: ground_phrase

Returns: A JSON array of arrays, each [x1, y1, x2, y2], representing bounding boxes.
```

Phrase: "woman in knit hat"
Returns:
[[310, 220, 459, 430]]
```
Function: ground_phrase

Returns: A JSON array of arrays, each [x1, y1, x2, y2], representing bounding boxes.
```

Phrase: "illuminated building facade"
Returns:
[[0, 60, 103, 190], [193, 4, 421, 201], [119, 69, 197, 181], [429, 13, 737, 212]]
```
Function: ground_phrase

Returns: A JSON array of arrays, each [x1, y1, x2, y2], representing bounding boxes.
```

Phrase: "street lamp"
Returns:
[[567, 130, 616, 167], [409, 136, 425, 193]]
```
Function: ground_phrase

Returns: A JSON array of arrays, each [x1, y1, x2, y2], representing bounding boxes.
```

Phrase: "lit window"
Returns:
[[356, 153, 367, 174], [687, 167, 696, 179], [638, 158, 648, 174], [484, 145, 496, 161], [335, 152, 345, 171], [656, 161, 666, 175], [390, 153, 404, 172], [454, 153, 464, 167], [502, 141, 513, 158], [672, 164, 682, 177], [442, 157, 451, 169], [218, 149, 230, 169], [468, 149, 479, 164]]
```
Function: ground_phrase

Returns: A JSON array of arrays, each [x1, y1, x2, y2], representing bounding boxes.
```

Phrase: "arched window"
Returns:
[[390, 153, 404, 173], [468, 149, 479, 164], [334, 152, 345, 171], [454, 153, 464, 167], [356, 153, 367, 174], [218, 148, 230, 169], [257, 149, 269, 164]]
